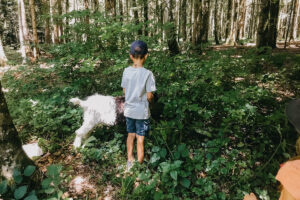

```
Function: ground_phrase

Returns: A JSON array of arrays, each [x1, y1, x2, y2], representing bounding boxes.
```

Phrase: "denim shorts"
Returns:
[[125, 117, 150, 136]]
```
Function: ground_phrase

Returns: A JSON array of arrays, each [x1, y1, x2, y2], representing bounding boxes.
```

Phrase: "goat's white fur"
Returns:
[[70, 94, 117, 148]]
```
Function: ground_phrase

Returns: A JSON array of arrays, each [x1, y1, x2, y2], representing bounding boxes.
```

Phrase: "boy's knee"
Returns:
[[127, 133, 136, 140], [137, 136, 144, 144]]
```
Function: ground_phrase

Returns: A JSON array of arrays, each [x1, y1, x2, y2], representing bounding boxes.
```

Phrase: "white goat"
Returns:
[[70, 94, 124, 148]]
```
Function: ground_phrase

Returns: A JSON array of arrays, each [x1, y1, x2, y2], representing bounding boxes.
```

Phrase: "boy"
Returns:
[[121, 40, 156, 169]]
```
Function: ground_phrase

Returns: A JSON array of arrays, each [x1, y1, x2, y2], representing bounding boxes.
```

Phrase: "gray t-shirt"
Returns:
[[121, 66, 156, 119]]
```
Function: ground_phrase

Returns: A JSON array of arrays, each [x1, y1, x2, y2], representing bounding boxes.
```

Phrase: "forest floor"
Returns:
[[1, 42, 300, 199]]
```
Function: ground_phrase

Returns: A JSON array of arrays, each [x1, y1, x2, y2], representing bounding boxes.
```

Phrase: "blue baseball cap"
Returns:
[[130, 40, 148, 57]]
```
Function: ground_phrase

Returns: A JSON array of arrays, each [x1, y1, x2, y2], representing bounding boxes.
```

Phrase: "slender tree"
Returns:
[[257, 0, 280, 48], [197, 0, 210, 44], [29, 0, 39, 58], [105, 0, 116, 17], [17, 0, 32, 62], [0, 81, 34, 180], [214, 0, 220, 45], [167, 0, 180, 55], [192, 0, 201, 45], [132, 0, 142, 35], [225, 0, 233, 40], [119, 0, 124, 22], [180, 0, 187, 41], [289, 0, 299, 41], [0, 36, 7, 66], [238, 0, 246, 40], [143, 0, 148, 36], [43, 0, 51, 44]]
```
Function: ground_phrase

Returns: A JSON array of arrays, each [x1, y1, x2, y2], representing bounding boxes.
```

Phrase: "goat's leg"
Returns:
[[73, 114, 98, 148]]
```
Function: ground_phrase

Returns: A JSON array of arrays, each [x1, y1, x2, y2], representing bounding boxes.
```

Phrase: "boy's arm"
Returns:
[[146, 72, 156, 103], [123, 88, 125, 96]]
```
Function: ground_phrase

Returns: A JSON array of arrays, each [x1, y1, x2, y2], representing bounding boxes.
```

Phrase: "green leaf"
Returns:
[[0, 180, 8, 194], [24, 194, 38, 200], [152, 146, 160, 152], [44, 187, 55, 194], [150, 153, 160, 164], [180, 178, 190, 188], [42, 178, 52, 189], [170, 171, 178, 181], [154, 191, 163, 200], [47, 164, 62, 177], [83, 136, 97, 147], [159, 148, 167, 158], [24, 165, 36, 177], [13, 169, 23, 184], [14, 185, 28, 200]]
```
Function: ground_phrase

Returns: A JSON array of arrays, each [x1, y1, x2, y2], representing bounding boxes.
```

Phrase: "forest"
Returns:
[[0, 0, 300, 199]]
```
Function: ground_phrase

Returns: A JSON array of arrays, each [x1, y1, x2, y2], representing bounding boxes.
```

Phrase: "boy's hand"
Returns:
[[147, 92, 153, 103]]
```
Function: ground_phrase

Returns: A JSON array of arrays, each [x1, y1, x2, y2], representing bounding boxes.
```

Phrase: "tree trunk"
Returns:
[[268, 0, 280, 48], [214, 0, 220, 45], [180, 0, 187, 41], [192, 0, 201, 45], [225, 0, 233, 40], [29, 0, 39, 59], [167, 0, 180, 55], [238, 0, 246, 39], [0, 36, 8, 66], [257, 0, 280, 48], [119, 0, 124, 22], [197, 0, 210, 44], [0, 81, 34, 180], [289, 0, 299, 41], [132, 0, 142, 35], [94, 0, 100, 12], [17, 0, 32, 63], [84, 0, 89, 25], [44, 0, 51, 44], [143, 0, 148, 36], [285, 0, 294, 48], [50, 0, 59, 44], [105, 0, 116, 17], [57, 0, 63, 43]]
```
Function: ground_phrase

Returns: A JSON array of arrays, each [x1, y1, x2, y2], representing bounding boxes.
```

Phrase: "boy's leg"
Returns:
[[126, 117, 136, 163], [127, 133, 136, 162], [136, 135, 145, 163], [136, 119, 150, 164]]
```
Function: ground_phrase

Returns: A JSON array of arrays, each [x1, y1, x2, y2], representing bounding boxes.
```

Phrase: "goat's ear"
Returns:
[[286, 99, 300, 132]]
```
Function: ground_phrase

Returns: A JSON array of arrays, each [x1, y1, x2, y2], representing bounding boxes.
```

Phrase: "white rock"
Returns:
[[22, 142, 43, 159]]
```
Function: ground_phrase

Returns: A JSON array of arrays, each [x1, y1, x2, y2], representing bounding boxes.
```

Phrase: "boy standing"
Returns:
[[121, 40, 156, 169]]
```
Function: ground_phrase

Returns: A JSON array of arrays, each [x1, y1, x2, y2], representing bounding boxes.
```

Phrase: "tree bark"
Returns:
[[143, 0, 148, 36], [197, 0, 210, 44], [44, 0, 51, 44], [192, 0, 201, 45], [180, 0, 187, 41], [214, 0, 220, 45], [167, 0, 180, 55], [289, 0, 299, 41], [57, 0, 63, 43], [225, 0, 233, 40], [257, 0, 280, 48], [84, 0, 89, 25], [105, 0, 116, 17], [238, 0, 246, 39], [0, 36, 7, 66], [119, 0, 124, 22], [29, 0, 39, 59], [132, 0, 142, 35], [0, 81, 34, 180], [17, 0, 32, 62]]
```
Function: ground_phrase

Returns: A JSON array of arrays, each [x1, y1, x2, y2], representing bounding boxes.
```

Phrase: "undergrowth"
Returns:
[[1, 11, 300, 199]]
